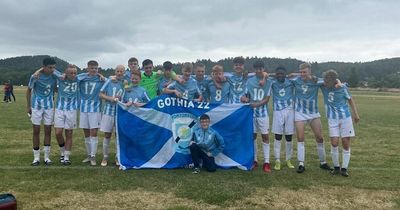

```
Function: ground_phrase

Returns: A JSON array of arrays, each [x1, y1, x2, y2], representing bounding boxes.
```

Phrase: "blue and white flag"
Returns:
[[116, 94, 254, 170]]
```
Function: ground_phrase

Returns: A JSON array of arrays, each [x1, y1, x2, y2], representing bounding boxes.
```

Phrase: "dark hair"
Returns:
[[142, 59, 153, 67], [163, 61, 173, 71], [233, 56, 245, 64], [43, 57, 56, 66], [275, 66, 287, 73], [87, 60, 98, 66], [200, 114, 210, 120], [128, 57, 138, 63], [253, 60, 264, 69]]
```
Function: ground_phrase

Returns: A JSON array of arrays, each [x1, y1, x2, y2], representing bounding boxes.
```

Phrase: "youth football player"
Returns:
[[157, 61, 174, 96], [79, 60, 105, 166], [26, 57, 57, 166], [99, 65, 126, 167], [292, 63, 331, 173], [241, 60, 273, 173], [270, 66, 295, 170], [321, 70, 360, 177], [206, 65, 230, 103], [192, 63, 210, 101], [122, 70, 150, 107], [163, 62, 202, 101]]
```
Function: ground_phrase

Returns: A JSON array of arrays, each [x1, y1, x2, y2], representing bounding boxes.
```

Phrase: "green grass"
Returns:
[[1, 88, 400, 209]]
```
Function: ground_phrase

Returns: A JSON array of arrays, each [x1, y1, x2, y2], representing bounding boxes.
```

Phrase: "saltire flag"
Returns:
[[116, 94, 254, 170]]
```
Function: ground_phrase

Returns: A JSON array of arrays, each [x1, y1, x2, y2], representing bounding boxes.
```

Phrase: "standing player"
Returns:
[[26, 57, 57, 166], [205, 65, 230, 103], [228, 57, 248, 104], [293, 63, 331, 173], [157, 61, 174, 96], [163, 62, 203, 102], [241, 60, 273, 173], [270, 66, 295, 170], [53, 65, 79, 165], [99, 65, 126, 167], [124, 57, 140, 81], [122, 70, 150, 107], [192, 63, 209, 101], [79, 60, 105, 166], [321, 70, 360, 177]]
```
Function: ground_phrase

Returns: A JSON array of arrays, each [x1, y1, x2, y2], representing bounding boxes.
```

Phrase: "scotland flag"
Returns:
[[116, 94, 254, 170]]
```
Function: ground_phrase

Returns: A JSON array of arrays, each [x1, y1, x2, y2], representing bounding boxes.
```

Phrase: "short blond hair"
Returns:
[[299, 62, 311, 70], [212, 65, 224, 73]]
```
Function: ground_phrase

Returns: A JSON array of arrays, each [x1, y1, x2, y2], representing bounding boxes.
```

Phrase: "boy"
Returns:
[[122, 70, 150, 107], [292, 63, 331, 173], [53, 64, 79, 165], [79, 60, 105, 166], [99, 65, 126, 166], [26, 57, 57, 165], [270, 66, 295, 170], [205, 65, 230, 103], [140, 59, 181, 100], [190, 114, 225, 174], [241, 60, 273, 173], [157, 61, 174, 96], [124, 57, 139, 81], [321, 70, 360, 177], [192, 63, 209, 100], [228, 56, 248, 104], [163, 62, 202, 101]]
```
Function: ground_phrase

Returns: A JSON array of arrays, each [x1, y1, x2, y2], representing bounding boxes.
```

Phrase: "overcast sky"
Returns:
[[0, 0, 399, 68]]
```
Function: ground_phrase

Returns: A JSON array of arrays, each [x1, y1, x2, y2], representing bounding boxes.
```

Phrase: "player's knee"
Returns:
[[285, 135, 292, 142], [275, 134, 282, 141]]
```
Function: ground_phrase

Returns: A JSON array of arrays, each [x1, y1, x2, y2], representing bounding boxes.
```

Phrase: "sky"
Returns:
[[0, 0, 399, 68]]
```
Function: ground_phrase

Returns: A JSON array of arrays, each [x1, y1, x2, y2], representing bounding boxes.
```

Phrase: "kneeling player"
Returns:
[[271, 66, 295, 170], [321, 70, 360, 177], [189, 114, 225, 174]]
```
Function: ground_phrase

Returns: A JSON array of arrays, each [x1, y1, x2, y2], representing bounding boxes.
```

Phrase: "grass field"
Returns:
[[1, 87, 400, 209]]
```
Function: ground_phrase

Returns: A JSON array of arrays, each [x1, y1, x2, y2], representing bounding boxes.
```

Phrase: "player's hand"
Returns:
[[335, 79, 343, 88], [112, 97, 119, 103], [175, 90, 182, 98], [250, 103, 258, 108], [133, 102, 145, 107], [27, 107, 32, 117], [98, 73, 106, 81], [240, 96, 249, 103], [206, 152, 213, 157], [125, 101, 133, 107], [178, 78, 185, 84], [33, 67, 43, 79]]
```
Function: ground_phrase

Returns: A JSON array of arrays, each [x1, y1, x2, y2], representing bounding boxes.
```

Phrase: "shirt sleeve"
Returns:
[[142, 91, 150, 102], [28, 75, 36, 89], [100, 79, 110, 92], [343, 87, 352, 100], [167, 81, 176, 90], [212, 131, 225, 156]]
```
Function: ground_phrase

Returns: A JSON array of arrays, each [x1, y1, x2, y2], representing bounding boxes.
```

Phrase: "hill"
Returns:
[[1, 55, 400, 88]]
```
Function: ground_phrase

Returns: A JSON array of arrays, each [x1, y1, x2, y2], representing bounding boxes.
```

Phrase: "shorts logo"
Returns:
[[171, 113, 197, 154]]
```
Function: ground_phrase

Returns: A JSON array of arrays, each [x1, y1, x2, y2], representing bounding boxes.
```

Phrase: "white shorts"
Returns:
[[328, 117, 355, 138], [100, 114, 115, 133], [253, 116, 269, 134], [54, 109, 77, 129], [272, 108, 295, 135], [31, 108, 53, 126], [295, 111, 321, 123], [79, 112, 101, 129]]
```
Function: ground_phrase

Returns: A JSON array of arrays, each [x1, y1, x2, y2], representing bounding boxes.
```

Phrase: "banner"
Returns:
[[116, 94, 254, 170]]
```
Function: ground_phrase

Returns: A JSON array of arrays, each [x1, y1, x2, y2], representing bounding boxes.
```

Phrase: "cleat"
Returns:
[[44, 159, 52, 165], [330, 167, 340, 175], [101, 159, 108, 167], [90, 157, 96, 166], [320, 163, 332, 171], [59, 156, 65, 163], [286, 160, 295, 169], [115, 158, 120, 167], [31, 160, 40, 166], [263, 163, 271, 173], [63, 160, 71, 165], [297, 165, 305, 173], [192, 167, 200, 174], [252, 161, 258, 170], [82, 156, 90, 163], [274, 161, 281, 171], [341, 168, 349, 177]]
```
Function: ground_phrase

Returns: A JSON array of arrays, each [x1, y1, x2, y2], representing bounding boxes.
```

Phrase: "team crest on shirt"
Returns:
[[171, 113, 197, 154]]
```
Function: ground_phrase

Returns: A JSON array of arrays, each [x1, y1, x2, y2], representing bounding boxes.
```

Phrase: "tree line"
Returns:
[[1, 55, 400, 88]]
